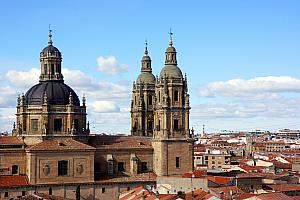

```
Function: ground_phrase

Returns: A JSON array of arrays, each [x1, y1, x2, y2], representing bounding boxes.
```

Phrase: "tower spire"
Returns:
[[48, 25, 53, 46], [144, 39, 148, 55], [141, 40, 152, 72], [169, 28, 173, 47]]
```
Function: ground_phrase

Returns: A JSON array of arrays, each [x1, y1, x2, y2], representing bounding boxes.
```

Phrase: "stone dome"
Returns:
[[159, 65, 183, 79], [166, 46, 176, 53], [40, 45, 61, 57], [136, 72, 156, 84], [25, 82, 80, 106]]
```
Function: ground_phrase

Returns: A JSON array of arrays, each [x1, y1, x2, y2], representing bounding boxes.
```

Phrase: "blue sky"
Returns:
[[1, 1, 300, 134]]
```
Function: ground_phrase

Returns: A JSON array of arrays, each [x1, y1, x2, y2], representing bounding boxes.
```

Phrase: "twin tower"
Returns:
[[131, 34, 190, 139], [131, 34, 194, 175]]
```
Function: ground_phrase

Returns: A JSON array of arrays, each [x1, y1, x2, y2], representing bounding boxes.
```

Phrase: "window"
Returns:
[[12, 165, 18, 175], [127, 187, 130, 191], [174, 90, 179, 102], [157, 120, 161, 131], [74, 119, 79, 131], [158, 91, 161, 102], [51, 64, 54, 74], [147, 121, 153, 131], [141, 162, 148, 172], [174, 119, 179, 130], [49, 187, 52, 195], [102, 187, 105, 193], [148, 95, 152, 105], [118, 162, 125, 172], [44, 64, 48, 74], [31, 119, 38, 131], [22, 191, 26, 196], [212, 161, 215, 164], [176, 157, 180, 168], [58, 160, 68, 176], [4, 192, 8, 198], [54, 119, 62, 132]]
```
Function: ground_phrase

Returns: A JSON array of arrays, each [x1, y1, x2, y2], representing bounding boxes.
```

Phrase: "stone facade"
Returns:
[[0, 31, 194, 200], [131, 34, 194, 176]]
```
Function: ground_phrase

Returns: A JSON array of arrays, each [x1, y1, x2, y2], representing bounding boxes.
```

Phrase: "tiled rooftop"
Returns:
[[254, 192, 294, 200], [0, 136, 24, 145], [88, 135, 153, 149], [26, 139, 95, 151], [267, 184, 300, 192], [0, 175, 29, 187], [96, 172, 157, 183]]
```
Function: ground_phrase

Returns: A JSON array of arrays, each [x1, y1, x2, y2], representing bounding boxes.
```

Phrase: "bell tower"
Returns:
[[152, 32, 194, 176], [131, 42, 156, 137], [39, 29, 64, 82]]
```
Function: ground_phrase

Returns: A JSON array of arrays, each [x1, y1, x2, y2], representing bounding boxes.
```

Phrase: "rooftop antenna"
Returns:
[[203, 124, 205, 135]]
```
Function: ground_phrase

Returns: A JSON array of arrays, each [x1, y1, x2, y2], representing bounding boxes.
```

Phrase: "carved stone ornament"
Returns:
[[43, 164, 50, 176], [76, 164, 83, 175]]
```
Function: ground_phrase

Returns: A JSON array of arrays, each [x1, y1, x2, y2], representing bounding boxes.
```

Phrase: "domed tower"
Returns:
[[13, 30, 89, 145], [152, 32, 194, 176], [131, 42, 155, 136]]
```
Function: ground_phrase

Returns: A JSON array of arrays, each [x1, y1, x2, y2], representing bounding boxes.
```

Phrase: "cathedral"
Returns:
[[0, 30, 194, 200]]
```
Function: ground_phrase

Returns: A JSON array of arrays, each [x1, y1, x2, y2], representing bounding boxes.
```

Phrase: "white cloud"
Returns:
[[63, 68, 93, 88], [90, 101, 120, 113], [0, 86, 17, 107], [97, 56, 128, 75], [6, 68, 39, 88], [199, 76, 300, 97], [0, 67, 132, 133]]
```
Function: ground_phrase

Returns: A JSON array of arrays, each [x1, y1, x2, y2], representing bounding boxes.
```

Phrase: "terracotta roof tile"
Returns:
[[236, 173, 263, 178], [238, 193, 256, 199], [0, 136, 23, 145], [0, 175, 29, 187], [206, 176, 234, 185], [88, 135, 153, 149], [267, 184, 300, 192], [186, 188, 208, 199], [255, 192, 294, 200], [182, 170, 207, 178], [210, 186, 244, 198], [26, 139, 95, 151], [23, 193, 71, 200], [96, 172, 156, 183]]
